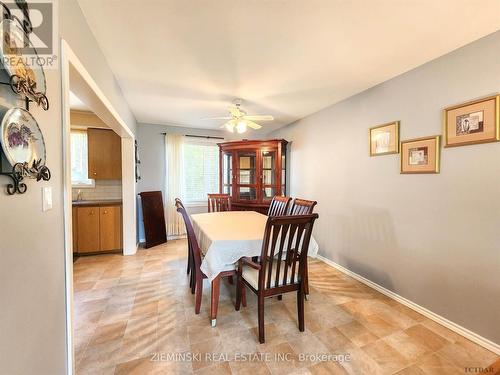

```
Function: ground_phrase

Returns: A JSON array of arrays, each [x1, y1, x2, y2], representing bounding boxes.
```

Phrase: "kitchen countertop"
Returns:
[[72, 199, 122, 207]]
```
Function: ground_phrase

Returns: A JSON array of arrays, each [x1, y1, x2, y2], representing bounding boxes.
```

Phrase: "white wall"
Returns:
[[271, 31, 500, 344], [136, 123, 226, 241], [59, 0, 137, 135], [0, 1, 137, 374], [0, 67, 67, 375]]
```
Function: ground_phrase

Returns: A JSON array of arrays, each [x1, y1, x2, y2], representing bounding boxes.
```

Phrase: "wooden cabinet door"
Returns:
[[77, 207, 100, 253], [235, 149, 259, 203], [220, 150, 234, 197], [99, 206, 122, 251], [260, 148, 279, 203], [72, 207, 78, 253], [88, 128, 122, 180]]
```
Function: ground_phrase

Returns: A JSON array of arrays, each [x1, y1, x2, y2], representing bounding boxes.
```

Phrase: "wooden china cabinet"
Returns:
[[218, 139, 288, 213]]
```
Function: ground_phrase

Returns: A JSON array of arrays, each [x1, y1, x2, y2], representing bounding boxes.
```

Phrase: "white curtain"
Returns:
[[165, 133, 186, 237]]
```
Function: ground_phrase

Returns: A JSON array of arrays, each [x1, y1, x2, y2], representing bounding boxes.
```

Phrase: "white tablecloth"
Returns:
[[191, 211, 319, 281]]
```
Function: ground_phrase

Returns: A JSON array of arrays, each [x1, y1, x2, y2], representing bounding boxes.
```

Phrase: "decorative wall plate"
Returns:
[[0, 107, 46, 167], [0, 18, 47, 95]]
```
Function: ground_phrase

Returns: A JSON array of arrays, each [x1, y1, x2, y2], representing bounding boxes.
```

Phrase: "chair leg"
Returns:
[[277, 295, 282, 301], [195, 275, 203, 314], [235, 275, 242, 311], [242, 285, 247, 307], [210, 276, 221, 327], [187, 244, 192, 275], [190, 269, 196, 295], [297, 284, 305, 332], [258, 293, 265, 344], [304, 260, 310, 299]]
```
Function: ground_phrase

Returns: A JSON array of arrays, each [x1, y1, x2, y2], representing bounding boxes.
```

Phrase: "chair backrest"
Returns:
[[175, 197, 185, 209], [267, 196, 292, 216], [289, 198, 317, 215], [175, 200, 202, 270], [207, 193, 231, 212], [258, 214, 319, 290]]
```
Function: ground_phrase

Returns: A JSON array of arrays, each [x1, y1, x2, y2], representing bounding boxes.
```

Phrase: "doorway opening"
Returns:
[[61, 39, 137, 374]]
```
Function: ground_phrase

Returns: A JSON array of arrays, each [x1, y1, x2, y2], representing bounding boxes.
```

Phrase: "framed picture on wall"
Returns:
[[369, 121, 399, 156], [400, 136, 440, 174], [444, 95, 499, 147]]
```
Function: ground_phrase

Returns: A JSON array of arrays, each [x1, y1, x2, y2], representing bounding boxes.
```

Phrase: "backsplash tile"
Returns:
[[72, 180, 122, 201]]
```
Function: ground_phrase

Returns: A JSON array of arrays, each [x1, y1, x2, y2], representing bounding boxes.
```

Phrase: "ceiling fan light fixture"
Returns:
[[208, 100, 273, 133], [236, 120, 247, 133]]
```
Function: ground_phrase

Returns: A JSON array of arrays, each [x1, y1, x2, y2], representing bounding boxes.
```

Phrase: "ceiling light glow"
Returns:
[[225, 122, 235, 132], [236, 121, 247, 133]]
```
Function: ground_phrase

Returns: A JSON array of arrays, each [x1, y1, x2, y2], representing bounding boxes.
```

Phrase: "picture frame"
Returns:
[[443, 94, 499, 147], [400, 135, 440, 174], [369, 121, 400, 156]]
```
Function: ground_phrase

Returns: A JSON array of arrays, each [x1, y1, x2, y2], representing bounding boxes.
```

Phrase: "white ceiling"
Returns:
[[77, 0, 500, 134]]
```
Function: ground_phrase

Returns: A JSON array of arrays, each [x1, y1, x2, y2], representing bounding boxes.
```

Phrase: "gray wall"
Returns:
[[271, 31, 500, 344], [0, 1, 137, 374], [136, 123, 226, 240]]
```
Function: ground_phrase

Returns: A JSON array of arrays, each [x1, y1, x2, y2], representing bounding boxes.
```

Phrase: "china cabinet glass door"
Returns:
[[261, 149, 278, 202], [236, 150, 257, 202], [281, 153, 286, 196], [222, 151, 233, 196]]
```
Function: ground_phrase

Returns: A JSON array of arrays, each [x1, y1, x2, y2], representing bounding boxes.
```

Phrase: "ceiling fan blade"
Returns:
[[228, 105, 243, 118], [201, 116, 233, 120], [242, 115, 274, 121], [246, 120, 262, 130], [220, 119, 236, 132]]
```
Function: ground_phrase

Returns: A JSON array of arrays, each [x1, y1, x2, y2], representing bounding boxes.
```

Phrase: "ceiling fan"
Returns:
[[202, 99, 274, 133]]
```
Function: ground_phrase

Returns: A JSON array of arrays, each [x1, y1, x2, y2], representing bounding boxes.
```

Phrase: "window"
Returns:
[[182, 139, 219, 203], [71, 130, 95, 187]]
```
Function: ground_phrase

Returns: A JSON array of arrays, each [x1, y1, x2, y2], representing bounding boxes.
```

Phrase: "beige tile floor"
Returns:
[[73, 240, 499, 375]]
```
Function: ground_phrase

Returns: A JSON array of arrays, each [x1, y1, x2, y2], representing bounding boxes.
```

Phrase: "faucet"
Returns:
[[77, 190, 83, 201]]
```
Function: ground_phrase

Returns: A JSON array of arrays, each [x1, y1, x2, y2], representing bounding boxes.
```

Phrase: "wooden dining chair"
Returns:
[[289, 198, 317, 215], [207, 193, 232, 212], [175, 197, 185, 209], [176, 203, 245, 323], [175, 199, 195, 292], [235, 213, 319, 343], [288, 198, 317, 298], [267, 196, 292, 216]]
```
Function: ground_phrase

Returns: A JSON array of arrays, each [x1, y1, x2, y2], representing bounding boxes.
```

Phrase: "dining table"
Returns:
[[190, 210, 319, 326]]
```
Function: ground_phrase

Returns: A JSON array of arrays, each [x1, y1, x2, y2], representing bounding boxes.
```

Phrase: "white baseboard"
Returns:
[[315, 254, 500, 355], [167, 234, 186, 240]]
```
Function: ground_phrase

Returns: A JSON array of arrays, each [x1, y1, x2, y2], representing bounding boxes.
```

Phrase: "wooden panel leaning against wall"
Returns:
[[87, 128, 122, 179]]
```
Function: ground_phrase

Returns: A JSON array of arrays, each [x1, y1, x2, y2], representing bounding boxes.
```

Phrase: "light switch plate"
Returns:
[[42, 186, 53, 211]]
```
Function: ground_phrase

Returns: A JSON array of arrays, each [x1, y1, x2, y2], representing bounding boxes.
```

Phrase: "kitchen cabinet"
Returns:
[[218, 139, 288, 213], [99, 206, 122, 251], [72, 206, 78, 253], [76, 206, 100, 253], [87, 128, 122, 180], [74, 203, 122, 254]]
